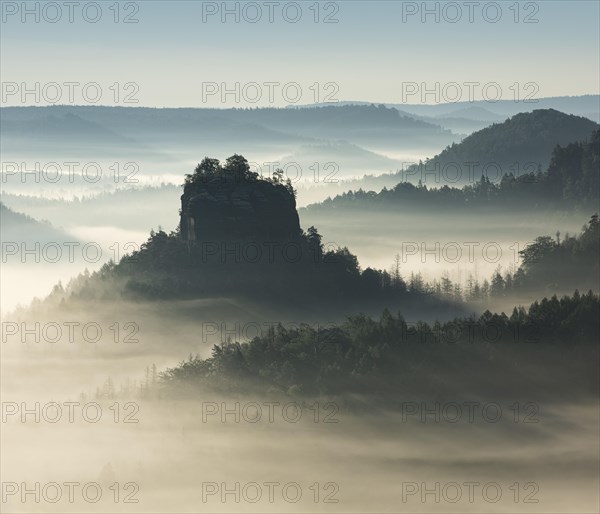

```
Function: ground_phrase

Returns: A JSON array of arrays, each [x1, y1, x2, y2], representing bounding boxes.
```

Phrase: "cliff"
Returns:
[[180, 155, 301, 242]]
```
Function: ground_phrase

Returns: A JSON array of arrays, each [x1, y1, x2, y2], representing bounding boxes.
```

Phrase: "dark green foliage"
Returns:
[[181, 155, 299, 242], [112, 224, 428, 307], [44, 212, 598, 309], [311, 129, 600, 211], [87, 156, 454, 311], [161, 292, 599, 395], [423, 109, 598, 173], [498, 214, 599, 295], [431, 215, 599, 301], [546, 130, 600, 204]]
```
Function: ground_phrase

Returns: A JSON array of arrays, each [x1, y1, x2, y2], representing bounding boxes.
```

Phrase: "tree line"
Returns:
[[312, 130, 599, 210], [160, 291, 599, 396]]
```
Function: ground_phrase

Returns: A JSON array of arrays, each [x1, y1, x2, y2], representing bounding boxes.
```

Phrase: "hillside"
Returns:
[[37, 156, 463, 321], [298, 95, 600, 133], [396, 95, 600, 120], [0, 104, 456, 154], [0, 105, 459, 198], [161, 291, 599, 396], [304, 128, 600, 213], [0, 202, 74, 245], [0, 112, 166, 159], [1, 185, 182, 233], [416, 109, 598, 182]]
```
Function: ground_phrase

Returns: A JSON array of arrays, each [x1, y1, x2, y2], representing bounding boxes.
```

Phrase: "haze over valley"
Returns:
[[1, 2, 599, 513]]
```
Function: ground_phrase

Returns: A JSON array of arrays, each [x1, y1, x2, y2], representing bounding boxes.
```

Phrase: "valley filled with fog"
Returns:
[[2, 100, 599, 514], [2, 2, 600, 509], [2, 101, 598, 312]]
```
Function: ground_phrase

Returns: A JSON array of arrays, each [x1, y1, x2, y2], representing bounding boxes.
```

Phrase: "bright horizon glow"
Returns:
[[1, 1, 598, 108]]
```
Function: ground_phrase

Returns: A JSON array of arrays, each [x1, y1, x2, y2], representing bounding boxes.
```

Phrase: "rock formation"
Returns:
[[179, 155, 302, 243]]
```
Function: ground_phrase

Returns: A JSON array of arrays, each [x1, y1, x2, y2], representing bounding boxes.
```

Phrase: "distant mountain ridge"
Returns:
[[302, 125, 600, 214], [306, 109, 599, 190], [298, 95, 600, 120], [297, 95, 600, 133], [0, 202, 74, 244], [0, 104, 459, 181], [0, 104, 451, 140]]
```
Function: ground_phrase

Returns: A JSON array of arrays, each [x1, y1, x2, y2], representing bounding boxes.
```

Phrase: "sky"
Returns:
[[1, 0, 599, 107]]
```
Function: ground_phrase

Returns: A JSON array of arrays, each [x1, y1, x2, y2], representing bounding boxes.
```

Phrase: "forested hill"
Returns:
[[0, 104, 454, 147], [0, 202, 74, 244], [161, 291, 599, 396], [414, 109, 599, 178], [305, 129, 600, 212], [38, 155, 462, 321]]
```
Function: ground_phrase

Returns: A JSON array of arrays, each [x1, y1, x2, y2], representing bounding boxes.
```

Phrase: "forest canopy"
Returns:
[[161, 291, 600, 396], [309, 129, 600, 210]]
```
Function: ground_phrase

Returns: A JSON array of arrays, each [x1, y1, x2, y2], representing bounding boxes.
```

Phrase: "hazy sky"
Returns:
[[1, 0, 599, 107]]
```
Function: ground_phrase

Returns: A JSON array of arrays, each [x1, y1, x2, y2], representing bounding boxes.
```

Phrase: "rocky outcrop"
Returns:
[[180, 162, 301, 243]]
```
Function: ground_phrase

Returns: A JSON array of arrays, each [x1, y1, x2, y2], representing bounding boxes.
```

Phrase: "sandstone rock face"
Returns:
[[180, 175, 302, 243]]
